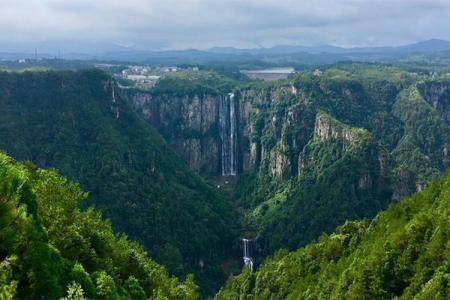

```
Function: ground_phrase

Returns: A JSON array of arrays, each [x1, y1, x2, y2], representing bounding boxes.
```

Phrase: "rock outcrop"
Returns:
[[128, 90, 222, 174], [124, 78, 449, 204], [125, 84, 303, 178], [419, 81, 450, 123], [314, 112, 366, 145]]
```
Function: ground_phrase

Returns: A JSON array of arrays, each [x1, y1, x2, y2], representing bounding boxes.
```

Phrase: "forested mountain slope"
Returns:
[[2, 65, 448, 298], [0, 152, 197, 299], [233, 66, 450, 253], [128, 71, 239, 175], [130, 65, 450, 256], [0, 70, 239, 293], [246, 111, 392, 251], [217, 170, 450, 299]]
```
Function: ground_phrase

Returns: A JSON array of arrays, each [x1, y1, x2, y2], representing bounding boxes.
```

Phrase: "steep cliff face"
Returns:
[[127, 83, 305, 179], [119, 68, 450, 261], [126, 75, 449, 206], [313, 112, 367, 145], [248, 112, 392, 251], [298, 112, 378, 177], [229, 73, 449, 253], [129, 90, 222, 175], [236, 85, 312, 179], [418, 81, 450, 123], [127, 78, 315, 181], [392, 86, 450, 192]]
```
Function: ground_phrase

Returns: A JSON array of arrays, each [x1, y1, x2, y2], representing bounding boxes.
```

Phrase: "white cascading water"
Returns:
[[229, 93, 236, 175], [220, 93, 237, 176], [242, 238, 254, 272]]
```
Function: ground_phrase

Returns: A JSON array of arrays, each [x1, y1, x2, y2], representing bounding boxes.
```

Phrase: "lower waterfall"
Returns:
[[242, 238, 254, 272], [220, 93, 237, 176]]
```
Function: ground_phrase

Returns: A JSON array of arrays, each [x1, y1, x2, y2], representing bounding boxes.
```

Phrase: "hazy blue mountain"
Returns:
[[397, 39, 450, 53], [207, 39, 450, 56], [2, 39, 450, 67]]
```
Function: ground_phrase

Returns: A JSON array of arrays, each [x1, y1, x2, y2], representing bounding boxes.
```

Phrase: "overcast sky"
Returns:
[[1, 0, 450, 50]]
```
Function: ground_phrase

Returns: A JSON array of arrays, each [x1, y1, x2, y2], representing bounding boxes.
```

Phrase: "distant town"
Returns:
[[95, 63, 298, 89], [1, 57, 299, 90], [94, 63, 201, 89]]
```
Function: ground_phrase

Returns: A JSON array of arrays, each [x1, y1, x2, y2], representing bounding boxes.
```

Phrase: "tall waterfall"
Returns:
[[220, 93, 237, 176], [242, 238, 254, 272]]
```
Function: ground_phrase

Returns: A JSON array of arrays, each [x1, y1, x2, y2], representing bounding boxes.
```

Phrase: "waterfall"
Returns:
[[230, 93, 236, 175], [242, 238, 254, 272], [220, 93, 237, 176]]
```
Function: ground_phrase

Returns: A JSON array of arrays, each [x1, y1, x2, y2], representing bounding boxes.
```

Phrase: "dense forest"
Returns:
[[1, 63, 450, 299], [217, 170, 450, 299], [0, 151, 197, 299], [132, 64, 449, 258], [0, 70, 239, 295], [221, 65, 448, 255], [3, 0, 450, 298]]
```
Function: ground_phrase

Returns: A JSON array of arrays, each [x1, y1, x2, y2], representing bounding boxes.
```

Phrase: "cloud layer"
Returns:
[[1, 0, 450, 49]]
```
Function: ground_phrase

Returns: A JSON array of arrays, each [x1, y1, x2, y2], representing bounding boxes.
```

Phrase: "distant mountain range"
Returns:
[[1, 39, 450, 64], [208, 39, 450, 55]]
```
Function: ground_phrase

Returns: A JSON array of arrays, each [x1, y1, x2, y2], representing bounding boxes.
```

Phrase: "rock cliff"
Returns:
[[129, 90, 222, 174], [123, 77, 449, 204], [419, 81, 450, 123], [126, 84, 304, 178]]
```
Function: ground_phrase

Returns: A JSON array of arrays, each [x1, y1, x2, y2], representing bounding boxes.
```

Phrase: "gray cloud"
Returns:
[[0, 0, 450, 50]]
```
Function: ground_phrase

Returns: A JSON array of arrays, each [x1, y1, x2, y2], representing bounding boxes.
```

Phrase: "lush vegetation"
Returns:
[[0, 152, 197, 299], [125, 63, 450, 264], [247, 112, 392, 252], [1, 62, 450, 298], [0, 69, 239, 295], [0, 58, 100, 71], [217, 170, 450, 299], [233, 64, 450, 254], [152, 70, 240, 96]]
